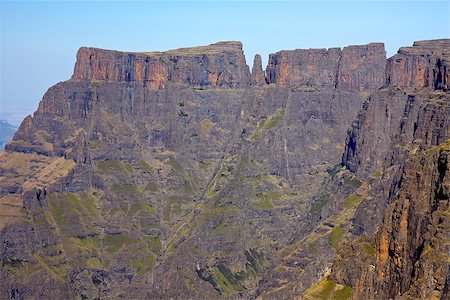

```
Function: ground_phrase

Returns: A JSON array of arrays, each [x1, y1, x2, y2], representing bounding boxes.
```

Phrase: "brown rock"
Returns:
[[352, 141, 450, 299], [251, 54, 265, 85], [386, 39, 450, 90], [337, 43, 386, 91], [265, 43, 386, 91], [72, 41, 251, 88]]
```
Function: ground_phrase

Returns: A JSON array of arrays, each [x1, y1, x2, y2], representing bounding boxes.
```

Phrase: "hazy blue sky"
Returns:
[[0, 1, 449, 126]]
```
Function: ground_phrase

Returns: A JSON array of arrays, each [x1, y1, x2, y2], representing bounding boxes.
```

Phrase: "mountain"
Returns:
[[0, 39, 448, 299], [0, 120, 17, 150]]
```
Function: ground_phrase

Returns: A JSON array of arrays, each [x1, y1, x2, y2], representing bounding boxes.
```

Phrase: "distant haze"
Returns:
[[1, 1, 449, 126]]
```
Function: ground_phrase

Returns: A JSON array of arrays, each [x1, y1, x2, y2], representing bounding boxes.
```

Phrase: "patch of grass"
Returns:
[[46, 193, 100, 234], [166, 158, 184, 172], [33, 254, 69, 284], [327, 164, 342, 176], [254, 193, 275, 210], [250, 109, 284, 140], [129, 202, 157, 217], [212, 265, 246, 297], [310, 192, 331, 214], [64, 237, 101, 257], [302, 276, 352, 300], [261, 110, 284, 131], [137, 160, 151, 171], [111, 183, 139, 196], [85, 257, 102, 269], [328, 226, 345, 249], [344, 193, 363, 209], [370, 170, 382, 178], [102, 234, 137, 254], [145, 235, 162, 253], [145, 181, 158, 192], [95, 160, 131, 174], [206, 165, 229, 197], [130, 255, 156, 276], [343, 176, 362, 188], [363, 242, 375, 256]]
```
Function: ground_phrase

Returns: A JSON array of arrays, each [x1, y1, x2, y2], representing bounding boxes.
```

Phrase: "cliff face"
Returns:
[[332, 141, 449, 300], [386, 39, 450, 90], [1, 39, 449, 300], [266, 43, 386, 91], [72, 41, 251, 88], [327, 39, 450, 300]]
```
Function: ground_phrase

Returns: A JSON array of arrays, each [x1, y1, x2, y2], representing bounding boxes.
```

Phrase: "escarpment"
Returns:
[[266, 43, 386, 91], [1, 39, 449, 300], [386, 39, 450, 90], [72, 41, 251, 88]]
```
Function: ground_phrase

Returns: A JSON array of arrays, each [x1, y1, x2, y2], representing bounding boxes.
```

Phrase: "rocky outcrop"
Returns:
[[72, 41, 251, 88], [332, 140, 450, 300], [266, 43, 386, 91], [386, 39, 450, 90], [330, 39, 450, 300], [251, 54, 265, 85]]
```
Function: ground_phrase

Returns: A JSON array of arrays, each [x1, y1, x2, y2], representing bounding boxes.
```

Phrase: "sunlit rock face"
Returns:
[[1, 39, 448, 300]]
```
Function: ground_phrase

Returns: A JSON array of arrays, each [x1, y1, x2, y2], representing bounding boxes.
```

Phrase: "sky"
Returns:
[[0, 1, 449, 126]]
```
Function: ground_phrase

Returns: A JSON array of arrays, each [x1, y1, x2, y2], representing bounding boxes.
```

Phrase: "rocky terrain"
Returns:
[[0, 39, 448, 299]]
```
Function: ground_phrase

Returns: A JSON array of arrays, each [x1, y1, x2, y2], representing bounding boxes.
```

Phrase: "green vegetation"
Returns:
[[33, 254, 69, 283], [137, 160, 151, 171], [64, 236, 101, 257], [343, 176, 362, 188], [327, 164, 342, 176], [145, 235, 162, 253], [302, 276, 352, 300], [103, 234, 137, 254], [212, 265, 246, 297], [95, 159, 131, 174], [129, 202, 157, 217], [344, 193, 363, 209], [130, 255, 156, 276], [310, 192, 331, 214], [250, 109, 284, 140], [290, 85, 320, 93], [111, 183, 139, 195], [145, 181, 158, 192], [89, 80, 99, 92], [328, 226, 345, 249], [371, 169, 382, 178], [85, 257, 102, 269], [206, 164, 229, 197], [196, 264, 246, 297], [363, 242, 375, 256], [46, 192, 100, 234], [254, 191, 281, 210]]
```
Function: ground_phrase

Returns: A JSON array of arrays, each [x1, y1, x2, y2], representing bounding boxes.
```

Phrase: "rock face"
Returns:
[[1, 39, 449, 300], [328, 39, 450, 300], [266, 43, 386, 91], [332, 141, 450, 300], [386, 39, 450, 90], [72, 41, 251, 88], [251, 54, 265, 85]]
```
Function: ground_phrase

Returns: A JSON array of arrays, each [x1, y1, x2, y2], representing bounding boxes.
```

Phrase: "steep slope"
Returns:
[[1, 39, 448, 299], [299, 39, 450, 300]]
